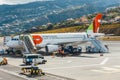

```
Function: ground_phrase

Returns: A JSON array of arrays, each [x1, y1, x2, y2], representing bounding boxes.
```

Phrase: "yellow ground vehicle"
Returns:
[[21, 66, 45, 76], [0, 57, 8, 65]]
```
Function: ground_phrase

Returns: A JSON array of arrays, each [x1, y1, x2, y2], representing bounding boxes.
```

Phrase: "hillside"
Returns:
[[24, 6, 120, 36], [100, 23, 120, 36], [0, 0, 120, 35], [34, 26, 85, 34], [33, 23, 120, 36]]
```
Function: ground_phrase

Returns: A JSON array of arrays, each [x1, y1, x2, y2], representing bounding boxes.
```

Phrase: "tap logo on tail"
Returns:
[[86, 13, 103, 34], [32, 35, 43, 45], [93, 13, 103, 33]]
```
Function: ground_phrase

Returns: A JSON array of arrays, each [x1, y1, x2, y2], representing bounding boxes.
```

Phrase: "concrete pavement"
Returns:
[[0, 39, 120, 80]]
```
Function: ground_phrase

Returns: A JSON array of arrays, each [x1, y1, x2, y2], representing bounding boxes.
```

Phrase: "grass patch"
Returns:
[[34, 26, 84, 34], [100, 36, 120, 41]]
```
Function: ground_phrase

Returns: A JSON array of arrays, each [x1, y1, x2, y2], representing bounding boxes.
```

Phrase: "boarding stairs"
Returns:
[[22, 35, 37, 54], [89, 38, 108, 53]]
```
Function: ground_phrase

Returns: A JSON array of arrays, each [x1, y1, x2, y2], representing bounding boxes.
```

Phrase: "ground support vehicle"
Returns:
[[21, 66, 45, 76], [56, 45, 82, 56], [23, 54, 47, 65], [86, 46, 103, 53], [0, 57, 8, 65]]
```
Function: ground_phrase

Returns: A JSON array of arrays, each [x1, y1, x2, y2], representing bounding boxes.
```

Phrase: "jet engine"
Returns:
[[45, 45, 59, 53]]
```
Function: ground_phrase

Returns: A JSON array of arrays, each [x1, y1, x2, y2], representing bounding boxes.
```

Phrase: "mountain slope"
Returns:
[[0, 0, 120, 35]]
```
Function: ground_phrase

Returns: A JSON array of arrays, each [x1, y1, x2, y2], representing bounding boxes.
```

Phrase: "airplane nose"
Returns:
[[6, 41, 22, 48]]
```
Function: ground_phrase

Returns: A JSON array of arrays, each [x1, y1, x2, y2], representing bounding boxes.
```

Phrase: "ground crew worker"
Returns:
[[61, 50, 65, 57], [61, 46, 65, 57], [3, 57, 7, 64], [57, 47, 62, 57]]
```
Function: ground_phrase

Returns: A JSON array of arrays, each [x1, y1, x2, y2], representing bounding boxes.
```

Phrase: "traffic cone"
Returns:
[[100, 53, 103, 56]]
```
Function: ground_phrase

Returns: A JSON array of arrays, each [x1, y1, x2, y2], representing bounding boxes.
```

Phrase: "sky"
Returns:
[[0, 0, 52, 5]]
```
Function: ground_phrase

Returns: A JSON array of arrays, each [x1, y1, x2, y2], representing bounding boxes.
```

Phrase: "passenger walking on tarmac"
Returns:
[[57, 48, 62, 57], [61, 45, 65, 57], [57, 45, 65, 57], [61, 50, 65, 57], [3, 57, 8, 64]]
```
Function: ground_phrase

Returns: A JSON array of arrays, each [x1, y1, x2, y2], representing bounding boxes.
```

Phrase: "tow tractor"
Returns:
[[21, 66, 45, 76]]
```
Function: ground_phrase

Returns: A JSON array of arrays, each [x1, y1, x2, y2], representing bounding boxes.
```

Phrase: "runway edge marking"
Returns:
[[100, 57, 109, 65], [43, 64, 100, 70]]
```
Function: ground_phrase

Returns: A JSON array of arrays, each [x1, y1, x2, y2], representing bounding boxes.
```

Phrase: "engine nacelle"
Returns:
[[45, 45, 59, 53]]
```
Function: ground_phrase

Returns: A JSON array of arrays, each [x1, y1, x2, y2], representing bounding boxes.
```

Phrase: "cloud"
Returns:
[[0, 0, 52, 5]]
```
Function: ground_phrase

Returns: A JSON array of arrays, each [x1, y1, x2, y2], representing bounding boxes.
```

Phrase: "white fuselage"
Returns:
[[31, 32, 87, 47], [6, 32, 88, 49]]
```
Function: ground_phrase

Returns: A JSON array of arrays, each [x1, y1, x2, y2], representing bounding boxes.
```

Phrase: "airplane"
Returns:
[[5, 13, 107, 55]]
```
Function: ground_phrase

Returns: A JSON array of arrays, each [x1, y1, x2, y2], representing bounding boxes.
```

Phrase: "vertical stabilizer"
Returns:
[[87, 13, 103, 34], [93, 13, 103, 33], [86, 23, 93, 34]]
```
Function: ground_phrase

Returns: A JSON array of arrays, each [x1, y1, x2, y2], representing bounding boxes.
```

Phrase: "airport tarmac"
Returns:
[[0, 40, 120, 80]]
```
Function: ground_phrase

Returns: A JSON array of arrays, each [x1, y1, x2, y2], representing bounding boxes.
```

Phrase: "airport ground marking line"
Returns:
[[100, 57, 109, 65], [102, 67, 120, 71], [114, 65, 120, 68], [67, 60, 72, 63], [0, 65, 68, 80], [46, 74, 67, 80], [0, 68, 37, 80], [91, 67, 120, 73], [91, 70, 116, 73], [43, 58, 109, 70], [43, 64, 100, 70]]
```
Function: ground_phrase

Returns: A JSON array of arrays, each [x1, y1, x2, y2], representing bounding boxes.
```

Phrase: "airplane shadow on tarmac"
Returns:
[[56, 53, 98, 58], [0, 54, 22, 59], [77, 55, 98, 58]]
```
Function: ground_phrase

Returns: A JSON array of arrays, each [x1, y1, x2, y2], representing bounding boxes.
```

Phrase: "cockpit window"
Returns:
[[11, 38, 19, 41]]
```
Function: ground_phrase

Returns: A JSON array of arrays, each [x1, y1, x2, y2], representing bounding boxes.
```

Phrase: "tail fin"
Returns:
[[87, 13, 103, 33], [93, 13, 103, 33]]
